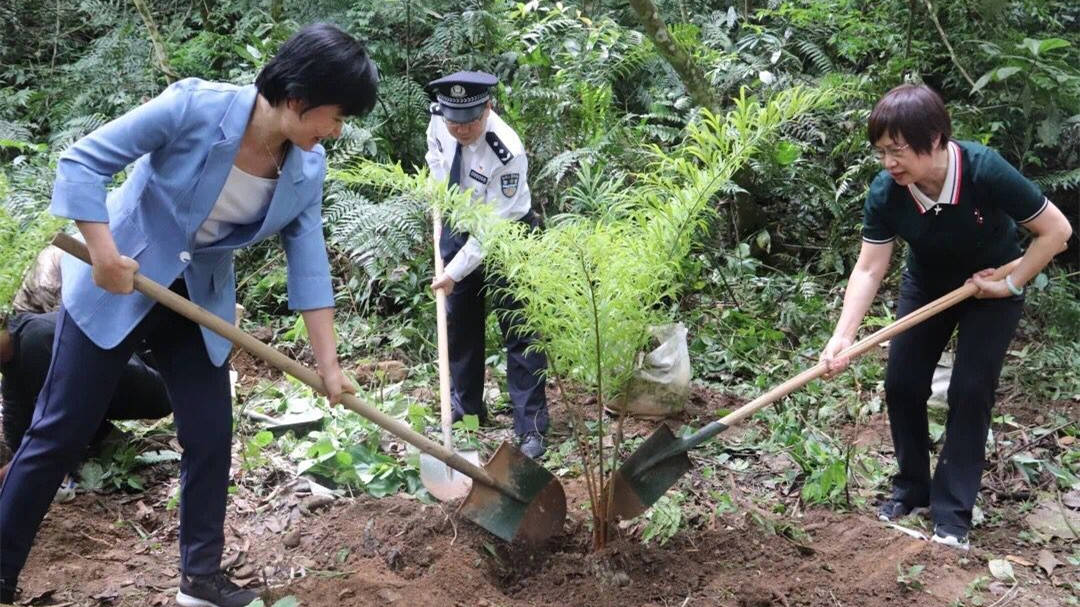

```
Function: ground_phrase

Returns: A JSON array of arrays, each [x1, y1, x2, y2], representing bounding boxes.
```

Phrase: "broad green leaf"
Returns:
[[773, 140, 801, 166], [253, 430, 274, 448], [79, 461, 106, 491], [994, 66, 1022, 81], [462, 414, 480, 431], [972, 71, 993, 94]]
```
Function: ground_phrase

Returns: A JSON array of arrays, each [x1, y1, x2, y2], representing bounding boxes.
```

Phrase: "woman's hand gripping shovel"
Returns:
[[419, 208, 481, 500], [605, 258, 1022, 521], [53, 232, 566, 544]]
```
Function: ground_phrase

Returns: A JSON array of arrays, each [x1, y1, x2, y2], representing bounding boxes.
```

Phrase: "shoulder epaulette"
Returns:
[[428, 102, 442, 116], [486, 132, 513, 165]]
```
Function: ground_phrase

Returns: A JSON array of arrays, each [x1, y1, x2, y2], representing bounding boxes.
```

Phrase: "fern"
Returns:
[[321, 182, 427, 304], [794, 39, 834, 74], [539, 147, 601, 187], [48, 114, 109, 152], [1036, 166, 1080, 192]]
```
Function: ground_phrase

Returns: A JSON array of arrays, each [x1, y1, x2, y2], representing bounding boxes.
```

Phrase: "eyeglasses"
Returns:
[[872, 142, 911, 161]]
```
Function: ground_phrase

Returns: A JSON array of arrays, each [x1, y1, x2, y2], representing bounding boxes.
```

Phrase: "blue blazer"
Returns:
[[51, 78, 334, 366]]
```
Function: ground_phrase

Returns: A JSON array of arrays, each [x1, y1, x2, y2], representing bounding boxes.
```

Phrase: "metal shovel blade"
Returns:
[[458, 442, 567, 543], [419, 449, 480, 502], [606, 424, 692, 521]]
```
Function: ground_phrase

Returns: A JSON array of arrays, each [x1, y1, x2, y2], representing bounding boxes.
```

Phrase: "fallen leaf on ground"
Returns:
[[1037, 549, 1062, 576], [1005, 555, 1033, 567], [1062, 489, 1080, 509], [1026, 501, 1080, 540], [988, 559, 1015, 582]]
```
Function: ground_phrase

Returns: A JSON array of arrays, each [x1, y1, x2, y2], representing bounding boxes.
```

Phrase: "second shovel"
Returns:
[[419, 208, 481, 501]]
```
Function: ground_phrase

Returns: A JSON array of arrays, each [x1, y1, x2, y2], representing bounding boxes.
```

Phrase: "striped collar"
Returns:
[[908, 141, 962, 215]]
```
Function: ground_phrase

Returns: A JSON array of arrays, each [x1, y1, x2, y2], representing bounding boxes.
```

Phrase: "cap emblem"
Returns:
[[450, 85, 466, 98]]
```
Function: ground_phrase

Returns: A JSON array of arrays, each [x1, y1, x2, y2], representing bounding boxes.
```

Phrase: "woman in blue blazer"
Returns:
[[0, 24, 378, 607]]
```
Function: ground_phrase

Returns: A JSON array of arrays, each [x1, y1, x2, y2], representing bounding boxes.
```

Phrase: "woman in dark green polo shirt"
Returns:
[[820, 84, 1072, 550]]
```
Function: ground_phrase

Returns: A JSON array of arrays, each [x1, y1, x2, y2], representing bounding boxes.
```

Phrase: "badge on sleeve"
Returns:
[[500, 173, 520, 197]]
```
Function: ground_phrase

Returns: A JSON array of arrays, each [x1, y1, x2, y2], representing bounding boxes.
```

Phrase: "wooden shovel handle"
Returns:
[[51, 232, 504, 491], [717, 257, 1023, 429], [432, 208, 454, 448]]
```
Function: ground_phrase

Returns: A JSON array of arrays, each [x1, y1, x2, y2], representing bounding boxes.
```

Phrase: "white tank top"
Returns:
[[195, 165, 277, 246]]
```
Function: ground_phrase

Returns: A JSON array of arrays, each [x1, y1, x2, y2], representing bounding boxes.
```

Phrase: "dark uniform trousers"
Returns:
[[0, 280, 230, 580], [885, 271, 1023, 534], [439, 216, 549, 437]]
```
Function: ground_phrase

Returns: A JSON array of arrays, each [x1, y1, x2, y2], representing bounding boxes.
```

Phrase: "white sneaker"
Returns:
[[931, 527, 970, 551], [54, 475, 77, 504]]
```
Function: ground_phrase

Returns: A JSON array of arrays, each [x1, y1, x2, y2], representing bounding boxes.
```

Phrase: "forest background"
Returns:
[[0, 1, 1078, 601]]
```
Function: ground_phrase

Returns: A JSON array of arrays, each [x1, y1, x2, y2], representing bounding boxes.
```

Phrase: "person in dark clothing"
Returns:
[[820, 84, 1072, 551], [0, 311, 173, 486]]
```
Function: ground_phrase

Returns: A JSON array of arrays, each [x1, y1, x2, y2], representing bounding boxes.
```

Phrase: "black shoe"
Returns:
[[176, 571, 258, 607], [518, 432, 546, 459], [1, 577, 17, 604], [877, 498, 929, 522]]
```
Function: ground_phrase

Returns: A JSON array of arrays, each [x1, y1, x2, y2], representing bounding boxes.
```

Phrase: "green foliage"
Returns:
[[340, 86, 835, 403], [971, 37, 1080, 171], [0, 206, 66, 319], [241, 378, 425, 498], [641, 492, 685, 546], [322, 183, 428, 308], [79, 443, 150, 492], [896, 563, 926, 592]]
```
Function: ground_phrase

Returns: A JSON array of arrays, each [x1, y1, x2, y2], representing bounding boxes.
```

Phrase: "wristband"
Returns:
[[1005, 275, 1024, 296]]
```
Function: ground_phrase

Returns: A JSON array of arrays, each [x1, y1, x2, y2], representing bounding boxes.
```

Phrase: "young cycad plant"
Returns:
[[336, 85, 834, 548]]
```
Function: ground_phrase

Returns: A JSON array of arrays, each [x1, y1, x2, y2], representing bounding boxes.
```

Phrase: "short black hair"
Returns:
[[867, 84, 952, 155], [256, 23, 378, 117]]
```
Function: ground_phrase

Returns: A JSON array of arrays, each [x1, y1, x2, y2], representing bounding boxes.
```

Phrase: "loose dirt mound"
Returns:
[[12, 384, 1077, 606], [19, 488, 1039, 607]]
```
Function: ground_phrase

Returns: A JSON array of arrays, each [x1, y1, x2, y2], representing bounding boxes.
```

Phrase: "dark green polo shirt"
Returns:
[[861, 140, 1047, 291]]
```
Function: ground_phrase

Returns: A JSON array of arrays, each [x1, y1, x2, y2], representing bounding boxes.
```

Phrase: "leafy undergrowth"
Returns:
[[10, 330, 1078, 606]]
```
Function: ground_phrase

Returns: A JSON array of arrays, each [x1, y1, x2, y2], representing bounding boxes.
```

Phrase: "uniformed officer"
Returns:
[[425, 71, 549, 459]]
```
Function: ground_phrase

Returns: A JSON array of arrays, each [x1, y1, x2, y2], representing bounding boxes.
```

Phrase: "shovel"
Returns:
[[52, 232, 566, 544], [606, 258, 1022, 521], [419, 208, 480, 501]]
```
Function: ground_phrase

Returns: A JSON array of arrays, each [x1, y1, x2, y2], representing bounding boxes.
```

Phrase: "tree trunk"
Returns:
[[130, 0, 179, 83], [627, 0, 720, 112]]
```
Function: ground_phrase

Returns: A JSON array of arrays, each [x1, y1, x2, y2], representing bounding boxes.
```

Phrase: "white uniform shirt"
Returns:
[[425, 109, 531, 281]]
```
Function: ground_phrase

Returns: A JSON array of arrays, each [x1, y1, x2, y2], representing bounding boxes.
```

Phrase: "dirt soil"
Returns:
[[10, 381, 1079, 606]]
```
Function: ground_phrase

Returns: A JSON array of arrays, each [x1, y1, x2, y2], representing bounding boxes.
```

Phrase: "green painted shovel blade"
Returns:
[[458, 442, 566, 544], [606, 424, 692, 521]]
